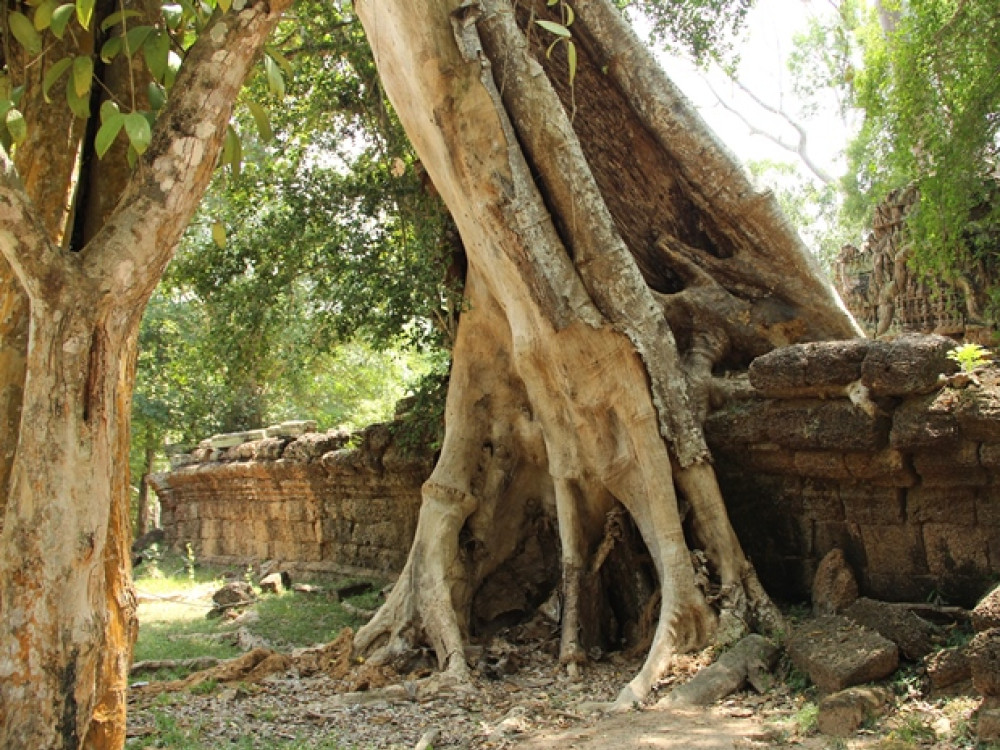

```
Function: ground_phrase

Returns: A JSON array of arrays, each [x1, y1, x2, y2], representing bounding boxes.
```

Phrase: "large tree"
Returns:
[[0, 0, 291, 745], [351, 0, 860, 707]]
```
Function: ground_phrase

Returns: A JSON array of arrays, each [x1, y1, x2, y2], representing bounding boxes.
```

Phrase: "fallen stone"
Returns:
[[978, 706, 1000, 742], [973, 585, 1000, 632], [925, 646, 972, 691], [212, 581, 255, 608], [787, 616, 899, 693], [843, 597, 937, 660], [817, 686, 892, 737], [259, 571, 291, 594], [813, 548, 859, 615], [660, 634, 779, 706], [969, 629, 1000, 697], [337, 581, 375, 599]]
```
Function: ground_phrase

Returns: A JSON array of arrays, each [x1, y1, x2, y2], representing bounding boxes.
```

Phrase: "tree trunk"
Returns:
[[136, 447, 156, 538], [0, 1, 290, 745], [353, 0, 860, 706]]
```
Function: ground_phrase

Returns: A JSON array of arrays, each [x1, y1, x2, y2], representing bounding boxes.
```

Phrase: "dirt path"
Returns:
[[512, 706, 768, 749]]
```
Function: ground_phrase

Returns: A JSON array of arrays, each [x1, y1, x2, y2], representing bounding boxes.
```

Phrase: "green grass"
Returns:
[[132, 551, 383, 681]]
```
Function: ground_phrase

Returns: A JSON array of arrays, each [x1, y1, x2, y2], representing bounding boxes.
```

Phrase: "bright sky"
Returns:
[[636, 0, 852, 184]]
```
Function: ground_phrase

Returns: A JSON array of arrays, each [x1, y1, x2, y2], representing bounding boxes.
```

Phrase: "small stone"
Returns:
[[812, 549, 859, 615], [212, 581, 255, 607], [817, 686, 892, 737]]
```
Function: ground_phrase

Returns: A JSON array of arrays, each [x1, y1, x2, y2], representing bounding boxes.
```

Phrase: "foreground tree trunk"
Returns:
[[354, 0, 861, 706], [0, 2, 290, 746]]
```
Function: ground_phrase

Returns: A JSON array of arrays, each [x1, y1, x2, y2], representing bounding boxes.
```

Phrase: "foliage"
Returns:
[[947, 343, 993, 373], [130, 1, 459, 474], [634, 0, 755, 64], [748, 159, 864, 270], [844, 0, 1000, 285]]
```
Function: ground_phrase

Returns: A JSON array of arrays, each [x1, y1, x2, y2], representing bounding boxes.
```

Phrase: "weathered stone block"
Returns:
[[842, 485, 904, 525], [794, 452, 851, 480], [891, 392, 960, 449], [802, 481, 845, 521], [861, 334, 956, 397], [913, 442, 988, 487], [749, 339, 872, 398], [817, 686, 892, 737], [981, 443, 1000, 469], [744, 446, 798, 475], [812, 548, 859, 615], [813, 522, 864, 567], [908, 487, 978, 525], [843, 449, 917, 486], [925, 646, 971, 691], [843, 597, 937, 660], [923, 524, 990, 580], [860, 525, 927, 581], [973, 585, 1000, 632], [969, 629, 1000, 696], [953, 385, 1000, 441], [787, 616, 899, 692], [764, 400, 890, 452]]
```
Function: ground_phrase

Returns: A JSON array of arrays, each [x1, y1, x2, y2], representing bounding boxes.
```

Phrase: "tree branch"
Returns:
[[0, 153, 68, 300], [80, 0, 293, 301], [705, 77, 834, 185]]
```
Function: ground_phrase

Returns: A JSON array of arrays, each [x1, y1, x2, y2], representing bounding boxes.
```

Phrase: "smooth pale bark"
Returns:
[[355, 0, 859, 707], [0, 2, 290, 746]]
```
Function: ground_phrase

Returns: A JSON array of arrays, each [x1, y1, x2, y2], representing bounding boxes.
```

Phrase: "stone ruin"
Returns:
[[151, 333, 1000, 608], [834, 186, 998, 343]]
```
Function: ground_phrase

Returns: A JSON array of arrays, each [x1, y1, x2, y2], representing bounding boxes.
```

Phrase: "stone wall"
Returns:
[[708, 334, 1000, 607], [834, 187, 997, 342], [152, 334, 1000, 605], [150, 424, 432, 578]]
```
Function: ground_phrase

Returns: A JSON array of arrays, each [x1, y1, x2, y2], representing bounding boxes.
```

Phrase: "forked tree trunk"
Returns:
[[354, 0, 860, 706], [0, 2, 290, 745]]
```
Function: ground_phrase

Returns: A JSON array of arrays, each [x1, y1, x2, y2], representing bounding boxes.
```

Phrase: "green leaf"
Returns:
[[72, 55, 93, 98], [75, 0, 95, 29], [95, 112, 124, 157], [100, 9, 142, 30], [246, 100, 272, 142], [33, 0, 58, 31], [99, 99, 120, 122], [211, 221, 226, 248], [217, 0, 231, 12], [143, 30, 170, 82], [264, 46, 294, 78], [42, 56, 73, 103], [65, 77, 90, 118], [5, 108, 27, 144], [567, 40, 577, 85], [10, 85, 25, 107], [264, 56, 285, 99], [50, 4, 75, 38], [535, 19, 571, 38], [124, 25, 154, 56], [563, 4, 574, 26], [161, 2, 183, 29], [222, 125, 241, 175], [123, 111, 152, 154], [101, 35, 123, 63], [147, 82, 166, 111], [9, 12, 43, 55]]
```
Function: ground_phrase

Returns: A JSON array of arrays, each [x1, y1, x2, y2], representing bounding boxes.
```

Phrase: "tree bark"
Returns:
[[0, 2, 290, 746], [354, 0, 860, 707]]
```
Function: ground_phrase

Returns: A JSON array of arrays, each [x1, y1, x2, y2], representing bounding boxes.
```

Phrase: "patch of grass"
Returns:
[[133, 556, 383, 682], [188, 678, 218, 695], [794, 701, 819, 735], [888, 712, 937, 745], [253, 590, 366, 648]]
